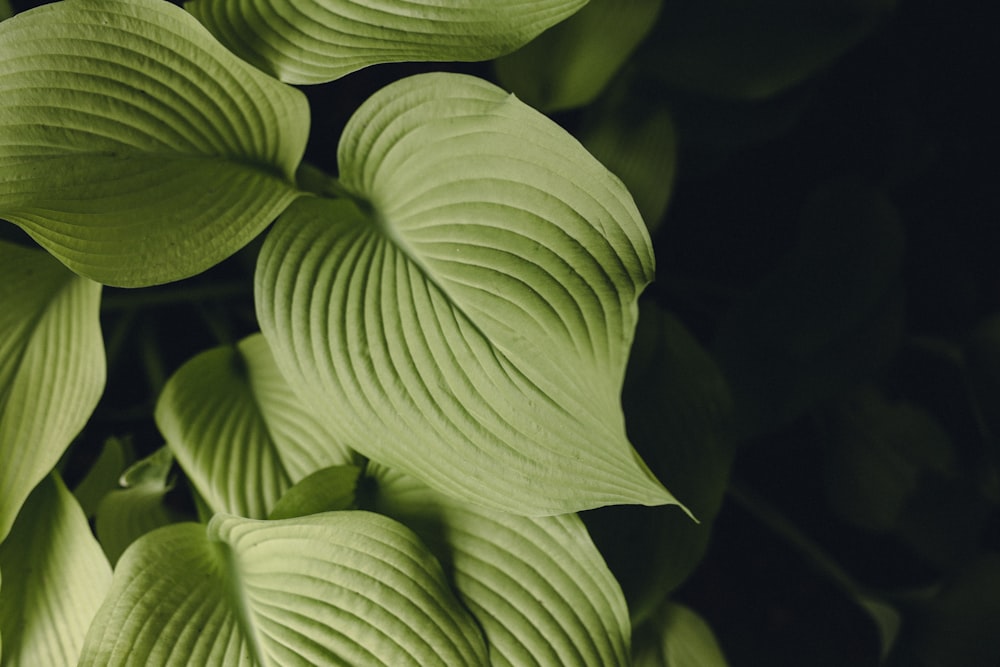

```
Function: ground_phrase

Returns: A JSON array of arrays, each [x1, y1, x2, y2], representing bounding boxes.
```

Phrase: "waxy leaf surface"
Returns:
[[0, 475, 112, 667], [156, 333, 355, 519], [79, 512, 488, 666], [186, 0, 587, 84], [0, 0, 309, 286], [370, 463, 632, 666], [0, 241, 104, 541], [257, 72, 674, 516]]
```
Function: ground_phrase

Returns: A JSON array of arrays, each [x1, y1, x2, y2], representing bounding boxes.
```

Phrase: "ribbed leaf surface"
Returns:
[[0, 475, 112, 667], [0, 0, 309, 286], [257, 72, 674, 516], [0, 241, 104, 541], [79, 512, 488, 666], [186, 0, 587, 84], [371, 463, 632, 666], [156, 333, 356, 519]]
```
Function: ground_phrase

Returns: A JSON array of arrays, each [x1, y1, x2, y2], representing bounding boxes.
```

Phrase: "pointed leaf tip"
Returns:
[[256, 73, 676, 515]]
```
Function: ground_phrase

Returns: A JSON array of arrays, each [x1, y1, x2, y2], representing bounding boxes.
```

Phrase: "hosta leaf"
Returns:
[[79, 511, 488, 666], [370, 463, 632, 666], [268, 464, 362, 519], [256, 72, 673, 516], [156, 333, 356, 519], [186, 0, 587, 85], [0, 0, 309, 287], [585, 304, 734, 623], [72, 436, 130, 519], [94, 447, 184, 565], [0, 474, 112, 667], [632, 602, 729, 667], [496, 0, 662, 112], [0, 240, 104, 542]]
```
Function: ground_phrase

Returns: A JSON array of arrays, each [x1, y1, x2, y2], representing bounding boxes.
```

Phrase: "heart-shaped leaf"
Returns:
[[256, 72, 675, 516], [0, 0, 309, 286], [369, 463, 632, 666], [186, 0, 587, 85], [0, 240, 104, 541], [0, 474, 112, 666], [79, 511, 488, 666], [156, 333, 356, 519]]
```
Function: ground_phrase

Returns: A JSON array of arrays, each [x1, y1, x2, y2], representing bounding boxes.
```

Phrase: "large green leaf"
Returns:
[[186, 0, 587, 85], [256, 72, 673, 516], [495, 0, 662, 112], [369, 463, 632, 666], [156, 333, 356, 519], [0, 0, 309, 287], [79, 512, 488, 666], [0, 474, 112, 667], [0, 240, 104, 541]]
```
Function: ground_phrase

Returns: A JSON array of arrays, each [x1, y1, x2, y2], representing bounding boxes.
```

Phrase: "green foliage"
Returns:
[[0, 0, 994, 665]]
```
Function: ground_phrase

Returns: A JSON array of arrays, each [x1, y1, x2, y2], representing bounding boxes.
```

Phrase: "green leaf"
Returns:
[[0, 0, 309, 287], [256, 72, 674, 516], [268, 464, 362, 519], [0, 474, 112, 667], [0, 240, 104, 542], [94, 446, 184, 565], [581, 92, 677, 235], [495, 0, 662, 112], [186, 0, 587, 85], [73, 436, 130, 519], [632, 602, 729, 667], [156, 333, 356, 519], [584, 304, 734, 623], [368, 463, 632, 667], [79, 511, 488, 666]]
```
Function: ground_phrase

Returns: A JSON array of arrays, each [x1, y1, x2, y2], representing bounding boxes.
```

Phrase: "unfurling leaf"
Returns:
[[257, 72, 676, 516]]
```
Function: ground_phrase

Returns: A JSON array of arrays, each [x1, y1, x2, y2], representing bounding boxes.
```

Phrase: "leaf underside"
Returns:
[[186, 0, 588, 84], [0, 0, 309, 286], [256, 72, 675, 516]]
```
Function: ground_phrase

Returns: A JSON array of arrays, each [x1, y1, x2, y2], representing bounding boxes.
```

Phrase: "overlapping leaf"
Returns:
[[369, 463, 632, 666], [0, 0, 309, 286], [496, 0, 663, 111], [79, 512, 488, 666], [156, 333, 356, 519], [632, 602, 729, 667], [0, 474, 112, 667], [256, 72, 674, 516], [0, 241, 104, 541], [186, 0, 587, 85], [94, 447, 184, 564]]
